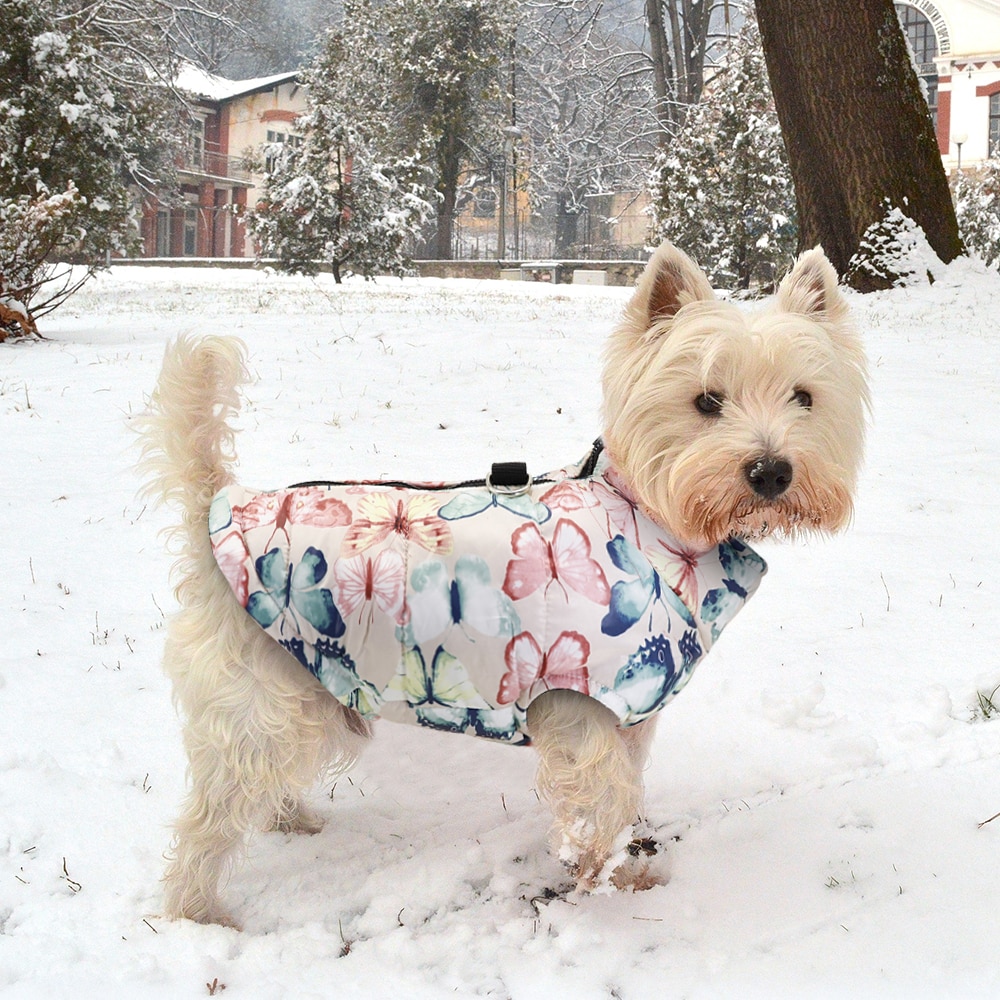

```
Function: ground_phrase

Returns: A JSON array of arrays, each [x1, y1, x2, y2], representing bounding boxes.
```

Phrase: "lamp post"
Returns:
[[954, 131, 968, 173], [501, 125, 521, 259]]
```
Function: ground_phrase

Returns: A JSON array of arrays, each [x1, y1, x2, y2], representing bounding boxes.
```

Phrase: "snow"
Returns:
[[1, 259, 999, 998], [174, 62, 298, 103]]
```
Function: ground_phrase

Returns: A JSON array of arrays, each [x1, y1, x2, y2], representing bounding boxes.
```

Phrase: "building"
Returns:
[[138, 65, 306, 259], [896, 0, 1000, 169]]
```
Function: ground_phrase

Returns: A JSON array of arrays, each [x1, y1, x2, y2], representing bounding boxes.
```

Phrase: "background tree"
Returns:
[[0, 0, 179, 338], [753, 0, 963, 290], [649, 10, 796, 290], [383, 0, 515, 259], [173, 0, 340, 77], [248, 17, 436, 282], [518, 1, 659, 256], [644, 1, 736, 135]]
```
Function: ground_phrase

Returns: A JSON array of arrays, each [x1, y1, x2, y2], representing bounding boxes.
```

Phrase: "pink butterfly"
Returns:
[[591, 470, 640, 546], [333, 550, 406, 624], [211, 530, 251, 606], [234, 487, 352, 550], [342, 492, 453, 557], [651, 540, 702, 611], [497, 630, 591, 705], [502, 518, 610, 605], [540, 480, 595, 512]]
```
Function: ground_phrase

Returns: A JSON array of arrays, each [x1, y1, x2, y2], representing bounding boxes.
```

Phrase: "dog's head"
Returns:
[[602, 241, 870, 549]]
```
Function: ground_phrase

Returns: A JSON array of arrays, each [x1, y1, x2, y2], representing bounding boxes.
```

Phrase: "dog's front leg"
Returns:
[[527, 690, 657, 890]]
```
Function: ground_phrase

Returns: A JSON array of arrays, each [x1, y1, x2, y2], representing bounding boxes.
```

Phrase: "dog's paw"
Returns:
[[608, 838, 667, 892], [271, 798, 325, 836], [574, 833, 669, 893]]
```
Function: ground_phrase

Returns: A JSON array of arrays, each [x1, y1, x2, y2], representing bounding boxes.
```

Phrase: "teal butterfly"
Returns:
[[607, 635, 677, 719], [438, 490, 551, 524], [601, 535, 663, 636], [208, 492, 234, 534], [401, 555, 521, 646], [315, 641, 382, 719], [701, 538, 768, 642], [246, 545, 345, 639]]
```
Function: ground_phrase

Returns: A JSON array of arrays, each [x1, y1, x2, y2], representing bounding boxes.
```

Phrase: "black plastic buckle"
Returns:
[[486, 461, 531, 496]]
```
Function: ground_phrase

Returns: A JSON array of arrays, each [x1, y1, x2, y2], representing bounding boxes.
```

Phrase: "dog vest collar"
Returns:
[[209, 445, 766, 744]]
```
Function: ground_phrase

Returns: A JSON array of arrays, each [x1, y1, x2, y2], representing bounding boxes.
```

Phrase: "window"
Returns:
[[156, 209, 170, 257], [991, 93, 1000, 158], [473, 190, 497, 219], [188, 119, 206, 169], [183, 208, 198, 256], [264, 130, 302, 173], [895, 3, 939, 128]]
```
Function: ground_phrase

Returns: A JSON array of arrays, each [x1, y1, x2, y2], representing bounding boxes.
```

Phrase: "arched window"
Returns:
[[895, 3, 939, 128]]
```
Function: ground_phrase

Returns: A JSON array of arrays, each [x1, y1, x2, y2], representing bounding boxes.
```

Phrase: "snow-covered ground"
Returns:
[[1, 260, 998, 998]]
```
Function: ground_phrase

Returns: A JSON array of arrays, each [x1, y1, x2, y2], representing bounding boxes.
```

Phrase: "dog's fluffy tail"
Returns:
[[137, 335, 247, 601]]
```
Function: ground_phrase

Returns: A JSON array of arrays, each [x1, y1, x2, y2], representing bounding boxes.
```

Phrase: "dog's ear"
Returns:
[[775, 247, 849, 324], [633, 241, 716, 327]]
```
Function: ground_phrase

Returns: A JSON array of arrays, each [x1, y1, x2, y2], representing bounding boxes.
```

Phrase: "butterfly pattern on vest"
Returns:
[[209, 447, 767, 744]]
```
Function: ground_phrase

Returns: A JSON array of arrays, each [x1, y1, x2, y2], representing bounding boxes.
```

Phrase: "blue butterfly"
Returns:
[[701, 538, 768, 642], [282, 637, 382, 718], [438, 490, 551, 524], [601, 535, 663, 636], [246, 545, 346, 639], [605, 629, 703, 723]]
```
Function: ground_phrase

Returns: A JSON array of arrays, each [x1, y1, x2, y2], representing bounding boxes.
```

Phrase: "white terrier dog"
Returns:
[[138, 241, 868, 926]]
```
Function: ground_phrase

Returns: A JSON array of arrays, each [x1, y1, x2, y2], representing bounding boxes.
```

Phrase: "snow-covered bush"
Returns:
[[844, 200, 944, 291], [0, 185, 83, 341], [648, 13, 796, 293], [951, 163, 1000, 270]]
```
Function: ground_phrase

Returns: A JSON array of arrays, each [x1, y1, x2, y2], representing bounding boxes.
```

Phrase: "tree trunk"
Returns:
[[555, 192, 580, 257], [436, 186, 456, 260], [753, 0, 963, 289], [435, 127, 461, 260], [644, 1, 713, 134], [644, 0, 672, 134]]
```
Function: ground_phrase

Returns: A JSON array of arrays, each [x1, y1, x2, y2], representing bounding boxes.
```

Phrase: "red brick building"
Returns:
[[139, 66, 304, 258]]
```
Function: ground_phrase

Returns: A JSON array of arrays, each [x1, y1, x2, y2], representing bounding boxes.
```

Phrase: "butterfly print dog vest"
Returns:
[[209, 446, 767, 744]]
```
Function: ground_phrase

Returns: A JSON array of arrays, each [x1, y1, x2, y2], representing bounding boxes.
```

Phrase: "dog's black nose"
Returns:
[[745, 457, 793, 499]]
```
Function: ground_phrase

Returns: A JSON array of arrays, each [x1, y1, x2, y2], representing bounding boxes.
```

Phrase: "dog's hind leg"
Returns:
[[527, 690, 656, 890], [161, 604, 370, 926]]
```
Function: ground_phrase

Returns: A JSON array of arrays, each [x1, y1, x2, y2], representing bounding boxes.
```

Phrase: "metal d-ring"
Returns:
[[486, 468, 532, 497]]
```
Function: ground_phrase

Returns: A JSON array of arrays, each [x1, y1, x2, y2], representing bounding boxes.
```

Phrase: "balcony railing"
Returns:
[[178, 149, 252, 184]]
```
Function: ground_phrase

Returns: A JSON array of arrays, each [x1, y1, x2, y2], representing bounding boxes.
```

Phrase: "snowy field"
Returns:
[[1, 259, 998, 998]]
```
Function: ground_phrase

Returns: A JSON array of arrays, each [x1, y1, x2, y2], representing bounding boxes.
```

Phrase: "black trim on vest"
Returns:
[[287, 438, 606, 493]]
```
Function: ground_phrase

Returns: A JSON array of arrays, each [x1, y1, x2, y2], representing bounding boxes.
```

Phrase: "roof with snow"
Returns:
[[175, 63, 300, 103]]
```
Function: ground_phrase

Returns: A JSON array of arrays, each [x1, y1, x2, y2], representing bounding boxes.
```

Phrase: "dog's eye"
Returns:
[[792, 388, 813, 409], [694, 392, 724, 416]]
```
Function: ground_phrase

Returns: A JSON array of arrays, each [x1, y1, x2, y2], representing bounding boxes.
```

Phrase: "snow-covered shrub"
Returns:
[[0, 185, 82, 341], [648, 12, 797, 293], [951, 163, 1000, 270], [845, 201, 944, 291]]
